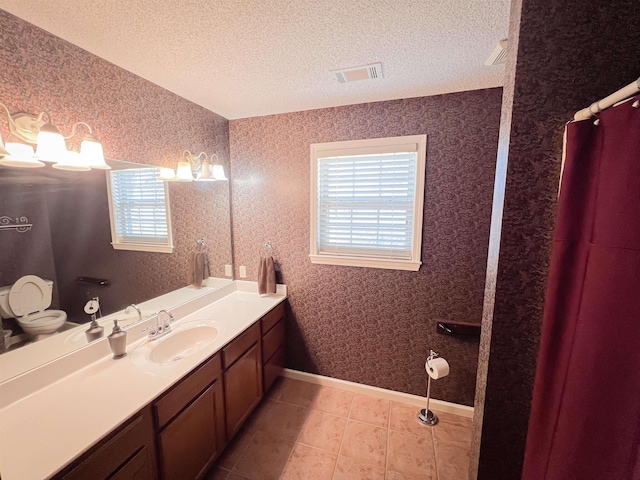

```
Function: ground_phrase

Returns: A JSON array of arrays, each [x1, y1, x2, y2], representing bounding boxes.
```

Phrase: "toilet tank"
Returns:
[[0, 280, 54, 319]]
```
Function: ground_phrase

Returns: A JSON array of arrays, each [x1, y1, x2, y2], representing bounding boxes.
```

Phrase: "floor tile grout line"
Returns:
[[279, 388, 321, 478], [228, 429, 258, 475], [385, 428, 391, 478], [330, 391, 355, 479], [385, 398, 392, 478]]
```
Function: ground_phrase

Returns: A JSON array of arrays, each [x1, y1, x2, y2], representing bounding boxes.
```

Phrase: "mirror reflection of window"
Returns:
[[106, 167, 174, 253]]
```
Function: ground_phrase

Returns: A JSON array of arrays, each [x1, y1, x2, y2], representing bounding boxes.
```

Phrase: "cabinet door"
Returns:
[[224, 343, 263, 437], [158, 381, 223, 480], [110, 447, 153, 480], [263, 345, 285, 392]]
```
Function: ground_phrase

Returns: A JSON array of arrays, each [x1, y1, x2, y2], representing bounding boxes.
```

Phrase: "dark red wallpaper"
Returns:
[[0, 10, 231, 349], [230, 89, 503, 406]]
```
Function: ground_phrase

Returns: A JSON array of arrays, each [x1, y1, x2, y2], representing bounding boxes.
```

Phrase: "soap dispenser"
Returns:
[[108, 320, 127, 359], [84, 298, 104, 342]]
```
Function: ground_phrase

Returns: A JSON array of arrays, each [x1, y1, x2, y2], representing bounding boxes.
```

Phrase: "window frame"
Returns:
[[106, 166, 174, 254], [309, 134, 427, 271]]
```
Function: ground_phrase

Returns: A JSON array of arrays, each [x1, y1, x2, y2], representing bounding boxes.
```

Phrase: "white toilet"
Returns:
[[0, 275, 67, 336]]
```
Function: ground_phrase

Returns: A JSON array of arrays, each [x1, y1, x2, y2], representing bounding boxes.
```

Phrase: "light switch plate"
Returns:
[[225, 264, 232, 277], [239, 266, 247, 278]]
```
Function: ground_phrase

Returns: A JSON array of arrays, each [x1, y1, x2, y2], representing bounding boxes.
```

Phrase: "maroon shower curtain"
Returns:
[[522, 96, 640, 480]]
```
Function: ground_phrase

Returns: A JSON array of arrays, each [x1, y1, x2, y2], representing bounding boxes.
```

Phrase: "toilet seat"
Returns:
[[8, 275, 52, 317], [8, 275, 66, 336]]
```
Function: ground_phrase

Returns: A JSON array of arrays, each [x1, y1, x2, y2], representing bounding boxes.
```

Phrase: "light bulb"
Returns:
[[196, 159, 216, 181], [211, 164, 227, 181], [80, 133, 110, 169], [35, 123, 67, 163], [158, 167, 178, 181], [0, 143, 43, 168], [176, 161, 194, 182]]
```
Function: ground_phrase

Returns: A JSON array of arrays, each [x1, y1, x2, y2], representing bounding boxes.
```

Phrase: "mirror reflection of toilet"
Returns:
[[0, 275, 67, 336]]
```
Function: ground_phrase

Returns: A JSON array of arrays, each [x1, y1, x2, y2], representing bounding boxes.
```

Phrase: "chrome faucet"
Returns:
[[124, 304, 143, 323], [142, 309, 175, 340]]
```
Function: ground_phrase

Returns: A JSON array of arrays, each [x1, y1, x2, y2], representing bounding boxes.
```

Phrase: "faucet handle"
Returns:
[[141, 325, 156, 336]]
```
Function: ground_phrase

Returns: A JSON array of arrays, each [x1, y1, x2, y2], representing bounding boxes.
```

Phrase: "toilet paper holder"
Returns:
[[418, 350, 440, 426]]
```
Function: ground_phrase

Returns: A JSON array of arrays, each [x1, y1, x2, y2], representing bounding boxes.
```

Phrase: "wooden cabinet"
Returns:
[[158, 383, 223, 480], [55, 301, 286, 480], [154, 354, 224, 480], [261, 303, 286, 392], [56, 408, 157, 480], [223, 323, 262, 438]]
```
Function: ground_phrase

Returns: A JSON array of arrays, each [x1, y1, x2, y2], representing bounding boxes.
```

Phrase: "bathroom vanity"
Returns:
[[0, 281, 286, 480]]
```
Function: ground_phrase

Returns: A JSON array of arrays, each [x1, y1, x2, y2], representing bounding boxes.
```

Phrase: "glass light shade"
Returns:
[[158, 167, 178, 181], [196, 159, 216, 181], [0, 131, 10, 157], [35, 123, 67, 163], [0, 143, 43, 168], [81, 133, 110, 170], [176, 161, 194, 182], [52, 150, 91, 171], [211, 164, 227, 181]]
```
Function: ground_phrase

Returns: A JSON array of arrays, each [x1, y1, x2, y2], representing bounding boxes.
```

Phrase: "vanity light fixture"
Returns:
[[159, 151, 227, 182], [0, 103, 110, 170]]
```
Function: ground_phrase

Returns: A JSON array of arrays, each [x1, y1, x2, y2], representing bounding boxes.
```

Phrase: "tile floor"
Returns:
[[208, 377, 472, 480]]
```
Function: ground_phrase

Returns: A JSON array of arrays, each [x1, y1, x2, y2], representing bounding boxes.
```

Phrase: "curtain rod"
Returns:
[[573, 77, 640, 121]]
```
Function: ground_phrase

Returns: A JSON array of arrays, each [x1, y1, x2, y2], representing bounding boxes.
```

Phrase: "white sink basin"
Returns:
[[148, 325, 219, 364], [131, 319, 223, 366]]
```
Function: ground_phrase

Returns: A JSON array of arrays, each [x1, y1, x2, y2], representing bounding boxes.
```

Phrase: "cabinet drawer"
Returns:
[[62, 410, 154, 480], [261, 303, 285, 335], [222, 322, 260, 370], [262, 317, 285, 364], [154, 354, 221, 430], [264, 345, 285, 392]]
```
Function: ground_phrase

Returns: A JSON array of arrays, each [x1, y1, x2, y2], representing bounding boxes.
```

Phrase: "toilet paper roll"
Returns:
[[426, 357, 450, 379]]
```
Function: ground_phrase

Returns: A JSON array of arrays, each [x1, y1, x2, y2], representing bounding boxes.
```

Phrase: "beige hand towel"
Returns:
[[258, 256, 277, 294], [265, 256, 276, 294], [258, 257, 267, 294], [190, 251, 209, 288]]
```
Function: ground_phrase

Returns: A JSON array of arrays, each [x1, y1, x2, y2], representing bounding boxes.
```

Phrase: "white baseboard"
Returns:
[[281, 368, 474, 419]]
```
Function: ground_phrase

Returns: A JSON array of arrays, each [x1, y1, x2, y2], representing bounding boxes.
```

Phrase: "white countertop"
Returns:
[[0, 281, 286, 480], [0, 277, 234, 384]]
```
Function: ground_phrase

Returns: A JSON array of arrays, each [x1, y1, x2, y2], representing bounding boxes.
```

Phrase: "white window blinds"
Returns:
[[316, 147, 418, 260], [108, 167, 172, 249]]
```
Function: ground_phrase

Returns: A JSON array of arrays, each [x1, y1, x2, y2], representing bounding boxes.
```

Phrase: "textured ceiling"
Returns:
[[0, 1, 510, 119]]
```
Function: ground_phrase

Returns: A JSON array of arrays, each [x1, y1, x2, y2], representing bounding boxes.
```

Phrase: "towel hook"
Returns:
[[260, 241, 278, 257]]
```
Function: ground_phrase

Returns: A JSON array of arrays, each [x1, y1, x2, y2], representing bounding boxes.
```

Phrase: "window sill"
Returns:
[[309, 254, 421, 271], [111, 243, 174, 254]]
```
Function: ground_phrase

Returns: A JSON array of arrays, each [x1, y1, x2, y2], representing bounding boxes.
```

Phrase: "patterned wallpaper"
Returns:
[[0, 10, 232, 347], [471, 0, 640, 478], [230, 89, 503, 406]]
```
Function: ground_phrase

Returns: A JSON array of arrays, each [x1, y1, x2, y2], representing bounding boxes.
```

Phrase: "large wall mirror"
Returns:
[[0, 159, 233, 380]]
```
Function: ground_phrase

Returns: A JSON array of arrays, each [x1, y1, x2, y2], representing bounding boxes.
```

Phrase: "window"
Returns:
[[310, 135, 426, 271], [106, 166, 174, 253]]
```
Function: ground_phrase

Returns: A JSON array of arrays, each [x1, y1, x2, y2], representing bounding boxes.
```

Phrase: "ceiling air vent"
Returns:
[[485, 39, 508, 66], [331, 63, 383, 83]]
